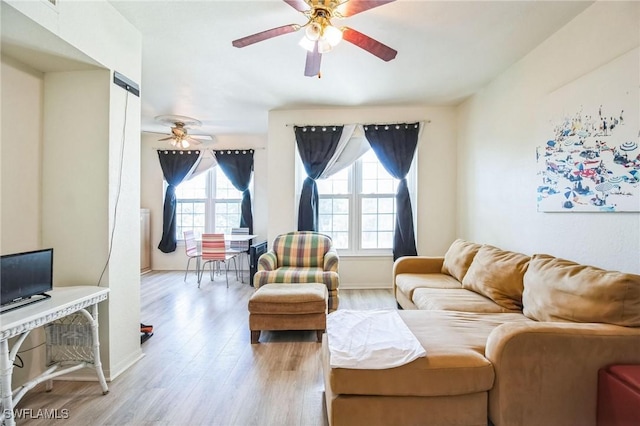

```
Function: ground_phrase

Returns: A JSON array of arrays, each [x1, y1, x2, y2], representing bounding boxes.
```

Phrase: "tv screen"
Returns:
[[1, 248, 53, 310]]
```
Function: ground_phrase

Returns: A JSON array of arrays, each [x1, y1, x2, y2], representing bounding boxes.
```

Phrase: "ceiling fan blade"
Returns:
[[337, 0, 395, 17], [282, 0, 310, 12], [304, 42, 322, 77], [232, 24, 300, 48], [189, 134, 214, 141], [186, 137, 203, 145], [342, 27, 397, 61], [158, 136, 174, 141]]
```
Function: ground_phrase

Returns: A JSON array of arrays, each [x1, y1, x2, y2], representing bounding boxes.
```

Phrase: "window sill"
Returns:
[[336, 250, 393, 259]]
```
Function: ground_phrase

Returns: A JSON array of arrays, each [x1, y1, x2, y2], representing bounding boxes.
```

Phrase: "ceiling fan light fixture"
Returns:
[[324, 24, 343, 46], [299, 36, 316, 52], [305, 22, 322, 41], [317, 38, 333, 54]]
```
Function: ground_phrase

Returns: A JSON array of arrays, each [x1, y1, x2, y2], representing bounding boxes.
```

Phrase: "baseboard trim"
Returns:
[[340, 282, 392, 290], [107, 350, 145, 381]]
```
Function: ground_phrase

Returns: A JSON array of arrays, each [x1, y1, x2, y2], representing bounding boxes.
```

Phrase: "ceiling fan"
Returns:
[[232, 0, 397, 77], [152, 115, 213, 149]]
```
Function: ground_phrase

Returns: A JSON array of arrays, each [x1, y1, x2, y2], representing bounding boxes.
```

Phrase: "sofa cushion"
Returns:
[[396, 273, 463, 300], [523, 254, 640, 326], [412, 288, 521, 313], [441, 239, 481, 282], [462, 245, 530, 311], [326, 310, 530, 397]]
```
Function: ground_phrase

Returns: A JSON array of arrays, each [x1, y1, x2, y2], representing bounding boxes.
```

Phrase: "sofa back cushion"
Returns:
[[441, 239, 481, 282], [523, 254, 640, 326], [462, 245, 530, 311]]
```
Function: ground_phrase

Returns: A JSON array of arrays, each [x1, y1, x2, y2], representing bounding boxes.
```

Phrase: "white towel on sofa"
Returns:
[[326, 310, 426, 369]]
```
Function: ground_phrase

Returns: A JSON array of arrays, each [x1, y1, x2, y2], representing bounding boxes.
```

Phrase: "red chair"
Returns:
[[198, 233, 238, 288]]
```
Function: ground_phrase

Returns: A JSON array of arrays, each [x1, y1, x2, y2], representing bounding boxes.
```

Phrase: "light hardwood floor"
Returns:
[[15, 270, 396, 426]]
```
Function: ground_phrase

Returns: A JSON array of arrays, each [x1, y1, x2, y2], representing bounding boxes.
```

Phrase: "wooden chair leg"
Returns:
[[316, 330, 324, 343], [251, 330, 260, 344]]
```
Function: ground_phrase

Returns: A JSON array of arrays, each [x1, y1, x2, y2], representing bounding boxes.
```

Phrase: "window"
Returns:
[[174, 167, 246, 240], [175, 172, 207, 239], [314, 150, 416, 254]]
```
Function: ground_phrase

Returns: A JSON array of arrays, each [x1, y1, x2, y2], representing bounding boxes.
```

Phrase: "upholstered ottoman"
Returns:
[[597, 365, 640, 426], [248, 283, 328, 344]]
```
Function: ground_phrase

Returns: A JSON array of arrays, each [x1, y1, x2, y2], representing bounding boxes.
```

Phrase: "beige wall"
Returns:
[[140, 133, 268, 272], [268, 106, 458, 288], [0, 55, 48, 386], [457, 1, 640, 273], [1, 0, 143, 383], [142, 105, 457, 289], [1, 56, 43, 253]]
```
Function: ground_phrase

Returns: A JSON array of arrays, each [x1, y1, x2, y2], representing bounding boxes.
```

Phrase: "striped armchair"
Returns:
[[254, 231, 340, 311]]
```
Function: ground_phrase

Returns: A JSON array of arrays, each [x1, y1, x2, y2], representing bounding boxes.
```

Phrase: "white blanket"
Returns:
[[326, 310, 426, 369]]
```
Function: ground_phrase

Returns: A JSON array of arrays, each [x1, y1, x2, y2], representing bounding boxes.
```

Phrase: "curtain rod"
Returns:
[[151, 147, 265, 151], [285, 120, 431, 127]]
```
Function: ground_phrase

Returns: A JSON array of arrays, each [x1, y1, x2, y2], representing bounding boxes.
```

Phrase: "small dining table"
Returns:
[[224, 234, 258, 242], [225, 234, 257, 283]]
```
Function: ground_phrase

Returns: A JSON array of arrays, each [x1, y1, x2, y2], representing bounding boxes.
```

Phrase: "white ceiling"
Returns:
[[5, 1, 594, 137]]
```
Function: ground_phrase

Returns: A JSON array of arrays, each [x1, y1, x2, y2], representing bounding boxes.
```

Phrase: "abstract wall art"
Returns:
[[536, 48, 639, 212]]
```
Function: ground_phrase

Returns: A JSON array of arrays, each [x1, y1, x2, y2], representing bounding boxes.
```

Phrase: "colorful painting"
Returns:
[[537, 49, 639, 212]]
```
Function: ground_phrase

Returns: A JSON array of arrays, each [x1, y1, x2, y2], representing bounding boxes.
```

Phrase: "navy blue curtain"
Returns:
[[214, 150, 254, 234], [157, 150, 200, 253], [364, 123, 419, 260], [295, 126, 343, 231]]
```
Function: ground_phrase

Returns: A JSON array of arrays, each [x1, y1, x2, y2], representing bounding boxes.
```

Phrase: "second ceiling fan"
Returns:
[[232, 0, 397, 77]]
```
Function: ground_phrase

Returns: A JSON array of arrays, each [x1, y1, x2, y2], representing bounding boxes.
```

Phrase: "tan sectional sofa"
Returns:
[[322, 239, 640, 426]]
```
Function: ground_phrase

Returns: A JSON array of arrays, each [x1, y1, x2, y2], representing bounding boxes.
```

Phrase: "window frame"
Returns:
[[297, 148, 418, 257], [172, 167, 249, 241]]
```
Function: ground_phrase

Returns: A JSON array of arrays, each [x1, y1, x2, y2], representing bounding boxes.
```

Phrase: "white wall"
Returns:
[[268, 106, 458, 288], [457, 1, 640, 273]]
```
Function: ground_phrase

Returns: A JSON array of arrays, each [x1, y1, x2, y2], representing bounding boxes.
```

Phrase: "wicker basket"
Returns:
[[45, 313, 94, 365]]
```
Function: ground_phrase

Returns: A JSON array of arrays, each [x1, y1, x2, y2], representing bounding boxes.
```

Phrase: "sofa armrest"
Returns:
[[393, 256, 445, 276], [257, 250, 277, 272], [485, 321, 640, 426], [324, 247, 339, 272]]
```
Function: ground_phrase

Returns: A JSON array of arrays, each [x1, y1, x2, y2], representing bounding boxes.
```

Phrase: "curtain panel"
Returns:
[[157, 150, 201, 253], [364, 123, 420, 260], [214, 149, 255, 233], [295, 126, 343, 231], [188, 149, 217, 179]]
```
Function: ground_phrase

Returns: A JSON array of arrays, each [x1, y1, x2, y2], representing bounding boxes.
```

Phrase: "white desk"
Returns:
[[195, 234, 257, 243], [0, 286, 109, 426]]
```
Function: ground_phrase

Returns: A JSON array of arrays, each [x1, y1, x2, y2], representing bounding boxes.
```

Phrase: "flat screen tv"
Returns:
[[1, 248, 53, 313]]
